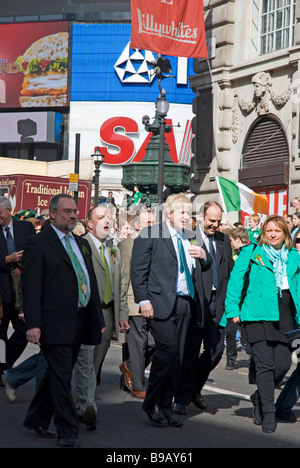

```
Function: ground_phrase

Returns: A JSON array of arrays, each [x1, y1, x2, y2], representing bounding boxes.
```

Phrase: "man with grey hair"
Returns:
[[0, 196, 35, 380]]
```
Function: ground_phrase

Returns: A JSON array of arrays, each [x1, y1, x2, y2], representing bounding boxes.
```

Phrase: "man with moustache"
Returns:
[[74, 204, 129, 431], [22, 194, 105, 448], [131, 194, 210, 427], [174, 201, 234, 415]]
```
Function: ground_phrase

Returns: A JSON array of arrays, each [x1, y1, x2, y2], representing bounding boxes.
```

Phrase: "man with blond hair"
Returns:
[[131, 194, 211, 427]]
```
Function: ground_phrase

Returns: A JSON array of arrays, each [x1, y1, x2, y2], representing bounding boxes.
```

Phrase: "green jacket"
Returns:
[[221, 243, 300, 327]]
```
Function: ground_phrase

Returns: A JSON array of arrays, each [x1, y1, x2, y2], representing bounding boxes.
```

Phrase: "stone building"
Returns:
[[190, 0, 300, 220]]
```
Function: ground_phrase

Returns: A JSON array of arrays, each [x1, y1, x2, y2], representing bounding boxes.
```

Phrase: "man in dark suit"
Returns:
[[131, 194, 211, 427], [0, 196, 35, 374], [174, 201, 234, 414], [21, 194, 105, 448]]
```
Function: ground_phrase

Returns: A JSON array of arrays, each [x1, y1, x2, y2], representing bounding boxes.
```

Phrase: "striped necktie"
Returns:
[[65, 235, 90, 307]]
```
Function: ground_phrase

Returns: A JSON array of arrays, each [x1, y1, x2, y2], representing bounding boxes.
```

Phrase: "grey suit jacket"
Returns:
[[84, 233, 129, 331]]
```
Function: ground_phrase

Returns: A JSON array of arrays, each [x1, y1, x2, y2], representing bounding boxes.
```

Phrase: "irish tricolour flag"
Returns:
[[216, 177, 269, 215]]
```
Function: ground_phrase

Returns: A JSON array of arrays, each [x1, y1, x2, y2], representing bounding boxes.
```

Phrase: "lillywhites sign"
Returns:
[[130, 0, 208, 58]]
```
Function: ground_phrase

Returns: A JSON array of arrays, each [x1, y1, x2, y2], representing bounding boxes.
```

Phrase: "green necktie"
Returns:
[[65, 235, 90, 307], [100, 243, 112, 304], [176, 233, 195, 299]]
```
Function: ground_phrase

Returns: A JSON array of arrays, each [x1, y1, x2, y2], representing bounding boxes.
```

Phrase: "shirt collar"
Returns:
[[166, 221, 186, 239], [51, 224, 75, 242], [89, 232, 107, 251]]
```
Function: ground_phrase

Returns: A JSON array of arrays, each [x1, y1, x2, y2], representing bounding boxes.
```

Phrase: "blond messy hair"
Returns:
[[164, 193, 192, 218]]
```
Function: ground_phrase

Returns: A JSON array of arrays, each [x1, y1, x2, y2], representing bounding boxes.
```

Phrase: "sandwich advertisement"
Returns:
[[0, 21, 69, 109]]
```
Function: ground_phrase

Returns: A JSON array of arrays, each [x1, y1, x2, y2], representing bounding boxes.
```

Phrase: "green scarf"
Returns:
[[262, 244, 289, 296]]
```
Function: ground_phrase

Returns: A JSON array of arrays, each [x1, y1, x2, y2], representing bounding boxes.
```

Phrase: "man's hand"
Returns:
[[140, 302, 154, 319], [6, 250, 23, 264], [232, 317, 240, 324], [119, 321, 130, 333], [188, 246, 207, 260], [26, 327, 41, 346]]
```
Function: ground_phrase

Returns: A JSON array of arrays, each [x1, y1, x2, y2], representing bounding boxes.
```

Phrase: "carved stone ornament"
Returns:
[[232, 71, 292, 143]]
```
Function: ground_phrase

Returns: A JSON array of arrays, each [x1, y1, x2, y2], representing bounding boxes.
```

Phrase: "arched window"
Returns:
[[239, 114, 289, 187]]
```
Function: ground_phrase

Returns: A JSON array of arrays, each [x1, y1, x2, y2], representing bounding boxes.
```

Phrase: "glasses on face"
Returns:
[[54, 208, 79, 216]]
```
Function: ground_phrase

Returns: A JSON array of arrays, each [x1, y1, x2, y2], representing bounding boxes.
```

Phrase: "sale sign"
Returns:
[[0, 21, 69, 109], [130, 0, 208, 58]]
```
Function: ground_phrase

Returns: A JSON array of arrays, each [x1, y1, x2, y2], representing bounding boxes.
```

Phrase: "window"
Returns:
[[251, 0, 296, 56]]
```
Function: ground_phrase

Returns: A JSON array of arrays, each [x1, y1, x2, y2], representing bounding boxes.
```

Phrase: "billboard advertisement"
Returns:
[[71, 23, 194, 105], [0, 21, 69, 109]]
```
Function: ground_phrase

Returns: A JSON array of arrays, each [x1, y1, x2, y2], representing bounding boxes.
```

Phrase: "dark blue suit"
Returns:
[[131, 222, 210, 414], [0, 219, 35, 368]]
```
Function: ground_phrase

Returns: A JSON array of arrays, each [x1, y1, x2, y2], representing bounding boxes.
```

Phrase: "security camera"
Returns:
[[142, 115, 150, 126]]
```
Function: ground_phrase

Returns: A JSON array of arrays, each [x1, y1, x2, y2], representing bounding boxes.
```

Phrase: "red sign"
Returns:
[[98, 116, 180, 165], [0, 174, 91, 219], [130, 0, 208, 59], [0, 21, 69, 109]]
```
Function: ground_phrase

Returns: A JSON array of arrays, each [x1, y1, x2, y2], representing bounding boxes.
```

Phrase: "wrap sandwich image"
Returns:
[[16, 31, 68, 107]]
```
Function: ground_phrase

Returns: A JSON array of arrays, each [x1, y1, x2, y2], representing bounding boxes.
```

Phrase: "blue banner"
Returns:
[[71, 23, 195, 104]]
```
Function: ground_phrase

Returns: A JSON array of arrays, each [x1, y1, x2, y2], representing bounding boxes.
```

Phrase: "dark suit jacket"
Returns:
[[22, 225, 105, 346], [0, 219, 35, 303], [194, 226, 234, 325], [131, 222, 211, 325]]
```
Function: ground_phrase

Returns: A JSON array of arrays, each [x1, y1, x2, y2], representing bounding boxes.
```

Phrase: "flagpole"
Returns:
[[216, 176, 228, 214]]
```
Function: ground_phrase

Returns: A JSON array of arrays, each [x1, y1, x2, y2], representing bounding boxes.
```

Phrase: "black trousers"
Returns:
[[175, 316, 225, 405], [143, 296, 191, 413], [250, 340, 291, 414], [0, 301, 27, 368], [24, 310, 86, 439]]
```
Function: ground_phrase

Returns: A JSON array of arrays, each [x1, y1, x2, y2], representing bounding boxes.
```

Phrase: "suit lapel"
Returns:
[[47, 226, 73, 268], [84, 233, 104, 271], [161, 222, 177, 260], [0, 225, 7, 256], [215, 232, 223, 267]]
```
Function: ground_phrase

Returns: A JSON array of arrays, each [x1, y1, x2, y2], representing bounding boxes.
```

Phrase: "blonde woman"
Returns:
[[223, 215, 300, 433]]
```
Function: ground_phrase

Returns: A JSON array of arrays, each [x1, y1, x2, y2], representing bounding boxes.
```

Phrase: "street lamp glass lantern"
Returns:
[[91, 146, 105, 164], [157, 95, 170, 117]]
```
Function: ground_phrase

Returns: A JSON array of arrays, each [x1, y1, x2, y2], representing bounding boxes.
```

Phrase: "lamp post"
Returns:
[[91, 146, 104, 207], [156, 90, 170, 219]]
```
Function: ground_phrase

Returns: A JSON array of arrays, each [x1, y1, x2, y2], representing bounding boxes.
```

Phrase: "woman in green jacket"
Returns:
[[224, 215, 300, 433]]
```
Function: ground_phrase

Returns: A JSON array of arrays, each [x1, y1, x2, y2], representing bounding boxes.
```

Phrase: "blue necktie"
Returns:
[[176, 233, 195, 298], [208, 235, 218, 289], [5, 226, 16, 255]]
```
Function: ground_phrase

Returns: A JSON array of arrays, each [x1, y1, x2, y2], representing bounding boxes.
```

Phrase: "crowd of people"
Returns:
[[1, 190, 300, 446]]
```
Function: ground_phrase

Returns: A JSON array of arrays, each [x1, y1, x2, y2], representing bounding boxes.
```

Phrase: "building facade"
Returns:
[[191, 0, 300, 222]]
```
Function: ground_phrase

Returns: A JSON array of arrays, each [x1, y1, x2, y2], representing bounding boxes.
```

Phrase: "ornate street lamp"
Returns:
[[91, 146, 105, 207], [156, 90, 170, 207]]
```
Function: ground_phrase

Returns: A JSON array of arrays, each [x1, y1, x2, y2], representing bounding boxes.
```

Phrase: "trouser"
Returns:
[[250, 340, 292, 414], [226, 319, 239, 365], [4, 350, 47, 391], [276, 361, 300, 417], [126, 315, 155, 391], [24, 310, 86, 439], [74, 305, 114, 415], [0, 301, 27, 368], [175, 316, 225, 405], [143, 296, 191, 412]]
